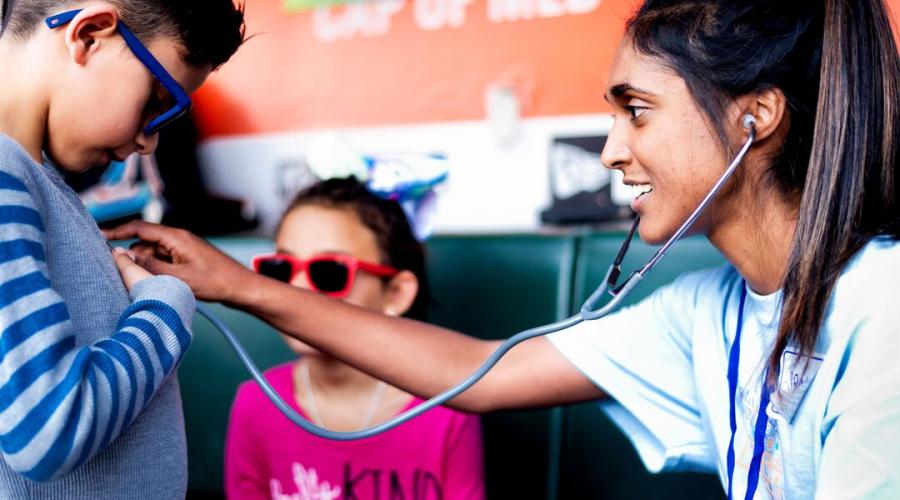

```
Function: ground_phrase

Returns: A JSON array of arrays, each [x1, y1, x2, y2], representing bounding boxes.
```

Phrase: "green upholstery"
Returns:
[[179, 239, 295, 494], [558, 234, 726, 499], [179, 232, 730, 499], [425, 235, 577, 500], [572, 233, 727, 309]]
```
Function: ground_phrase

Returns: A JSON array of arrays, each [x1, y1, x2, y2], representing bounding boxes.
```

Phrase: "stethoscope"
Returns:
[[196, 114, 758, 441]]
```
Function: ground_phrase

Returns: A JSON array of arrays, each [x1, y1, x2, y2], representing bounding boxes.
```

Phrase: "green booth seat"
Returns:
[[178, 232, 733, 500], [179, 238, 296, 497], [182, 234, 580, 499], [558, 233, 727, 499], [425, 234, 579, 500]]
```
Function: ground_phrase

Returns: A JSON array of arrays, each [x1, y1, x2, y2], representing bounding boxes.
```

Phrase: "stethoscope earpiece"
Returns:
[[742, 114, 757, 130]]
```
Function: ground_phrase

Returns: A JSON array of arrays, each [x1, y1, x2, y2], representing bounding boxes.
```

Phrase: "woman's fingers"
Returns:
[[130, 241, 173, 262], [106, 221, 196, 261], [103, 220, 163, 242], [129, 250, 179, 277], [106, 222, 253, 303]]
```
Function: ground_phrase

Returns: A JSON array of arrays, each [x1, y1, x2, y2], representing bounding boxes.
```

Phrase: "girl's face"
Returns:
[[602, 39, 742, 244], [274, 204, 393, 356]]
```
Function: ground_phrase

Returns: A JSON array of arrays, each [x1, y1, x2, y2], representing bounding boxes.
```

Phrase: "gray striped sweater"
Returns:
[[0, 134, 194, 498]]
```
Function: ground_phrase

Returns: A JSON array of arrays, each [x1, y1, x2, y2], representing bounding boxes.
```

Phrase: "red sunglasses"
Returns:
[[251, 253, 400, 298]]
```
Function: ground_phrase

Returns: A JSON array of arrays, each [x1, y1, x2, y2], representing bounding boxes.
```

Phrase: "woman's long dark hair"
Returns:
[[281, 177, 430, 322], [628, 0, 900, 383]]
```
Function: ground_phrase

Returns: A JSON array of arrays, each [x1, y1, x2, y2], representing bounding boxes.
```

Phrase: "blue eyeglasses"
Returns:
[[46, 9, 192, 136]]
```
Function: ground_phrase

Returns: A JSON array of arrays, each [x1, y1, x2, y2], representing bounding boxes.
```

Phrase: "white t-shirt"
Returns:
[[549, 236, 900, 499]]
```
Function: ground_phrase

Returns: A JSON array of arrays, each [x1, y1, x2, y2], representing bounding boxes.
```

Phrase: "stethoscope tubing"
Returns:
[[199, 125, 756, 441]]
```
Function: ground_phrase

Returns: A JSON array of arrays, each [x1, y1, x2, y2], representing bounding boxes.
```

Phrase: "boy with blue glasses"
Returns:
[[0, 1, 243, 497]]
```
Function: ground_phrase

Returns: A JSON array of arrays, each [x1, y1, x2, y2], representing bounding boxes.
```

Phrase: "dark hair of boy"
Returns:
[[1, 0, 245, 69]]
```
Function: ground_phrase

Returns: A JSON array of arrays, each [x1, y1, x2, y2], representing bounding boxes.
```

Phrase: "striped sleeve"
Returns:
[[0, 170, 194, 482]]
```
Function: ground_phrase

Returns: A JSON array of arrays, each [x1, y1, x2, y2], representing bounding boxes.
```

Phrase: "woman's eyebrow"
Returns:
[[607, 82, 656, 99]]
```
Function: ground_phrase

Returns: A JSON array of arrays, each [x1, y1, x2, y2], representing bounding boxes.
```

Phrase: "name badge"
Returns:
[[770, 350, 823, 423]]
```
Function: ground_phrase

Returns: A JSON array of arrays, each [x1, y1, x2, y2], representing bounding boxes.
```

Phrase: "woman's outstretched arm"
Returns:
[[105, 221, 604, 413]]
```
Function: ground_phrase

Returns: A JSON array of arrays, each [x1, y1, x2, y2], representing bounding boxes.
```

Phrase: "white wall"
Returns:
[[198, 114, 615, 235]]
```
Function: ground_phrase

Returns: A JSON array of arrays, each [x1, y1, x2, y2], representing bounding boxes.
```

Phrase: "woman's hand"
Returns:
[[111, 247, 153, 292], [103, 221, 257, 303]]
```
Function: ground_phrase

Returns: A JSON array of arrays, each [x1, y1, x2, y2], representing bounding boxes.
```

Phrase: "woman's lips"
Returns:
[[630, 186, 653, 213]]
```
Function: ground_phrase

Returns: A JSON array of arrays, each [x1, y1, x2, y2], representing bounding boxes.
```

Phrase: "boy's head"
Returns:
[[2, 0, 244, 68], [0, 0, 244, 172]]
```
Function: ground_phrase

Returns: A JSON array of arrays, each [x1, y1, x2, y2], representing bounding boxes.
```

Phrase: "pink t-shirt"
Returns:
[[225, 362, 486, 500]]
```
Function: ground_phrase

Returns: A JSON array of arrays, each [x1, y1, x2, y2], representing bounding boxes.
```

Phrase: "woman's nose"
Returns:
[[599, 122, 631, 170]]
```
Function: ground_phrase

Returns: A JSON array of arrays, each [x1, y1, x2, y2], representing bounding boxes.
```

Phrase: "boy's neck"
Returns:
[[0, 39, 50, 163]]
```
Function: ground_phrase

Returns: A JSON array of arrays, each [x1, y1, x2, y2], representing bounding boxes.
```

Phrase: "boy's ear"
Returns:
[[63, 6, 120, 65]]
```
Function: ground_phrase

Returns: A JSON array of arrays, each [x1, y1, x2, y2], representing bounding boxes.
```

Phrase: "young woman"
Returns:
[[108, 0, 900, 497], [225, 178, 484, 500]]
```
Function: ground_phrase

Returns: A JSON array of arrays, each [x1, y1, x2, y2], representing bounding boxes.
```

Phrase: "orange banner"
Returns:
[[194, 0, 638, 137], [194, 0, 900, 139]]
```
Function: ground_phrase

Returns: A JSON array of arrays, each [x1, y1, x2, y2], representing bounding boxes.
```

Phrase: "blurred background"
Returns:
[[187, 0, 644, 236]]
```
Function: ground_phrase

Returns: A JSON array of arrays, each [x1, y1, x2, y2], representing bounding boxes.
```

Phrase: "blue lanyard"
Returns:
[[726, 284, 772, 500]]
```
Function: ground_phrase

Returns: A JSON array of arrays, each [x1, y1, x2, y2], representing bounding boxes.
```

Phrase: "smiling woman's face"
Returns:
[[601, 38, 743, 245]]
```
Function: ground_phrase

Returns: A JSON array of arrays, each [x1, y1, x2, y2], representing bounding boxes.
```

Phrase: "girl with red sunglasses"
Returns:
[[226, 178, 485, 500]]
